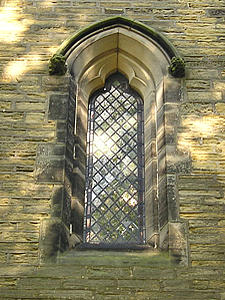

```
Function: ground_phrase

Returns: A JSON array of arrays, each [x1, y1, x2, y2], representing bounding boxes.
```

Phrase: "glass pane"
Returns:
[[84, 73, 145, 245]]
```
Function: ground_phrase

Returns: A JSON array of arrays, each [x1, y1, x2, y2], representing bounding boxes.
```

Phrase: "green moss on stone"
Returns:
[[169, 57, 185, 78], [49, 18, 184, 79], [52, 16, 180, 61], [49, 54, 67, 76]]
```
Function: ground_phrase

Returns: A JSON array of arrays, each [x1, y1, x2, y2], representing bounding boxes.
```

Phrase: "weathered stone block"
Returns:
[[50, 186, 64, 218], [48, 94, 68, 120], [126, 7, 153, 14], [105, 8, 124, 14], [36, 143, 65, 157], [180, 102, 213, 115], [42, 75, 69, 91], [25, 112, 45, 123], [164, 77, 181, 103], [167, 149, 191, 174], [208, 9, 225, 17], [34, 158, 64, 182], [56, 128, 67, 142], [216, 103, 225, 114], [158, 177, 169, 227], [71, 197, 84, 236], [40, 217, 70, 261], [187, 91, 222, 102], [169, 221, 189, 266]]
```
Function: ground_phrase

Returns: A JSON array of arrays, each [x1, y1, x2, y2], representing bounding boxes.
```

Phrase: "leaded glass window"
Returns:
[[83, 73, 145, 245]]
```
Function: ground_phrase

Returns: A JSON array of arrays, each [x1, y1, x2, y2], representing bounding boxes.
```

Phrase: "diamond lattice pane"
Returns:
[[84, 73, 145, 244]]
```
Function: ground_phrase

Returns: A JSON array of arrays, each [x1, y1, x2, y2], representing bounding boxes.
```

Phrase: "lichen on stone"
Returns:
[[49, 54, 67, 75], [169, 57, 185, 78]]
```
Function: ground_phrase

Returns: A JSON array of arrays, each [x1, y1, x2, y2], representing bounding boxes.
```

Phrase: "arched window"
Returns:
[[45, 17, 188, 263], [83, 73, 145, 245]]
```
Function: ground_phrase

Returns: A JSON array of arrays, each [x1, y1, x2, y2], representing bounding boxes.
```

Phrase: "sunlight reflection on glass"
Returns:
[[122, 191, 138, 207], [93, 133, 114, 156]]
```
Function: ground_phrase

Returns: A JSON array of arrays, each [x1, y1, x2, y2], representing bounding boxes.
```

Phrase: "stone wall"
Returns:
[[1, 251, 224, 300], [0, 0, 225, 298]]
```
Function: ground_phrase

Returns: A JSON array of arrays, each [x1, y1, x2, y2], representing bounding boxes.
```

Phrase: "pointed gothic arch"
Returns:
[[43, 17, 188, 263]]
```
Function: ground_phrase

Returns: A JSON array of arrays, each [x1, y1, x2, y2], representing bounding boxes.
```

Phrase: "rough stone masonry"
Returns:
[[0, 0, 225, 299]]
